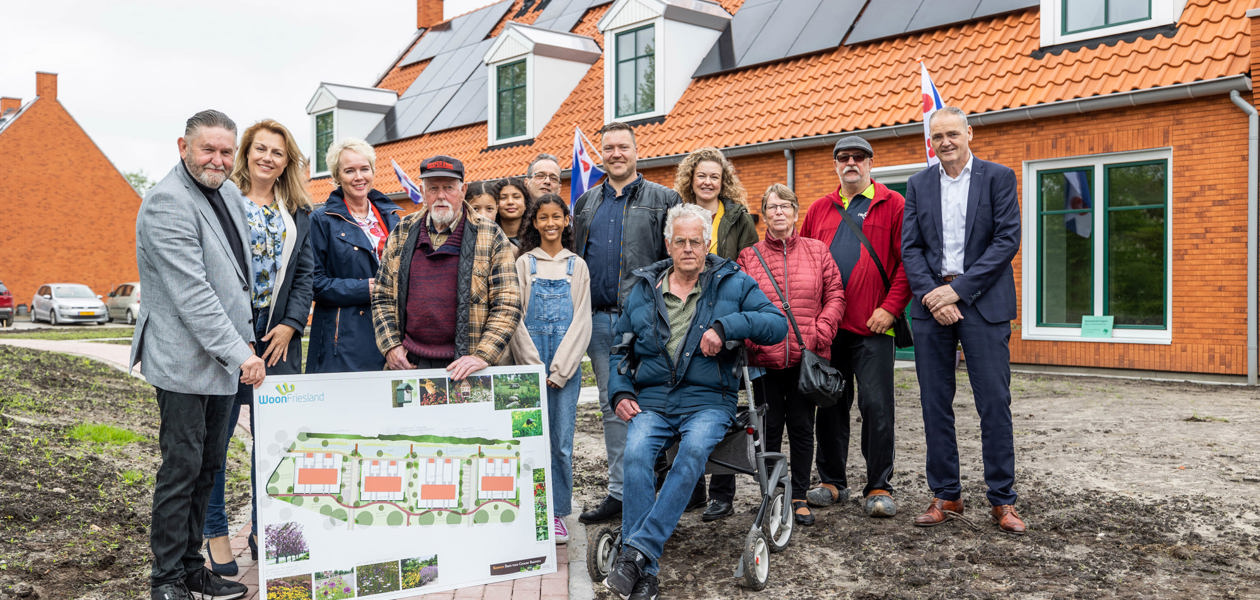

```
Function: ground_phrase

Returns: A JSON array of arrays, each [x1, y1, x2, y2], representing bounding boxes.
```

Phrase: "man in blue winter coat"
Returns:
[[602, 204, 787, 600]]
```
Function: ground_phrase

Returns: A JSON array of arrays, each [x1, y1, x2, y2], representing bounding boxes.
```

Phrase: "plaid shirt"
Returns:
[[372, 208, 521, 364]]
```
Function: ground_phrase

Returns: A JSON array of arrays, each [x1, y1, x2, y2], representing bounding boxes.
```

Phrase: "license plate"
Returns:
[[79, 311, 93, 316]]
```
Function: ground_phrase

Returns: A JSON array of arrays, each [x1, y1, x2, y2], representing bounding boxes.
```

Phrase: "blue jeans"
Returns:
[[523, 257, 582, 517], [622, 408, 731, 575], [588, 309, 625, 500]]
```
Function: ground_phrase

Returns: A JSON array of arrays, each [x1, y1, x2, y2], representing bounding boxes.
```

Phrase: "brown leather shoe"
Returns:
[[913, 497, 963, 527], [991, 505, 1026, 535]]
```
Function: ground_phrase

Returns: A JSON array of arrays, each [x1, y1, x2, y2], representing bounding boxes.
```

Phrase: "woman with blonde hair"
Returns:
[[204, 119, 314, 573], [673, 146, 759, 520], [308, 138, 402, 373], [673, 146, 759, 261]]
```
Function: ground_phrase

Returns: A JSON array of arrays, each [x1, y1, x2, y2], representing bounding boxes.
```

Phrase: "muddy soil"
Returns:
[[0, 346, 250, 600], [572, 369, 1260, 599]]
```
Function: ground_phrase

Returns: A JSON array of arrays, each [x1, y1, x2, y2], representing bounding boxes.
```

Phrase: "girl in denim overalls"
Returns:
[[509, 194, 592, 544]]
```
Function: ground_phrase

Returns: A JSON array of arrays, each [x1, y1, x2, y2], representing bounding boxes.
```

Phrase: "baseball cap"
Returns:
[[833, 136, 873, 158], [419, 155, 465, 180]]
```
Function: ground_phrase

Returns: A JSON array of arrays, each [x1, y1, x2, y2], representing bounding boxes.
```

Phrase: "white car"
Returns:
[[31, 283, 108, 326], [106, 282, 141, 324]]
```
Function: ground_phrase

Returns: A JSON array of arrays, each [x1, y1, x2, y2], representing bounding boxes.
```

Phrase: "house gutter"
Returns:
[[784, 149, 795, 190], [1229, 89, 1257, 385], [618, 75, 1252, 170]]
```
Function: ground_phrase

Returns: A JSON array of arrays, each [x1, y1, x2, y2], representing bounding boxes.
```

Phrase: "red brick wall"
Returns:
[[0, 95, 141, 304]]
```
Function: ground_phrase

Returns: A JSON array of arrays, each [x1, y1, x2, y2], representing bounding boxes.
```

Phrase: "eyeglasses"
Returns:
[[531, 173, 560, 183], [764, 203, 795, 213], [835, 153, 869, 164], [671, 238, 706, 249]]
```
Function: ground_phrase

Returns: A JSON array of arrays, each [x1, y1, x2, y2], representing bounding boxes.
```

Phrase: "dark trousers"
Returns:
[[912, 304, 1016, 506], [755, 365, 815, 500], [406, 354, 453, 369], [814, 330, 896, 496], [150, 387, 234, 586]]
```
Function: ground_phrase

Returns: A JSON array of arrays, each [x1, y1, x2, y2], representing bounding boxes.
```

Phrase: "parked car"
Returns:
[[0, 281, 13, 327], [105, 282, 141, 324], [31, 283, 108, 326]]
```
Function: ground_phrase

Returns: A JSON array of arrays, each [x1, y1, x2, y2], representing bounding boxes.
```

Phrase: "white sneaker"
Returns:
[[553, 517, 569, 544]]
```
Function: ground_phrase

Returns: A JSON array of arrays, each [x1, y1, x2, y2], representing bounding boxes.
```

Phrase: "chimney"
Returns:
[[0, 97, 20, 114], [36, 72, 57, 100], [417, 0, 443, 29]]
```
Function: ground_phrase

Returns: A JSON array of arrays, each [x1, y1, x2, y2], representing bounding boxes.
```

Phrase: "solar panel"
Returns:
[[788, 0, 865, 57], [908, 0, 981, 33], [974, 0, 1038, 18], [533, 0, 610, 33], [738, 0, 821, 67], [845, 0, 922, 45], [401, 0, 513, 66]]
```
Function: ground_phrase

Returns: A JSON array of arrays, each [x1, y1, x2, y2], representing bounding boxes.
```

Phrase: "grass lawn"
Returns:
[[0, 327, 135, 341]]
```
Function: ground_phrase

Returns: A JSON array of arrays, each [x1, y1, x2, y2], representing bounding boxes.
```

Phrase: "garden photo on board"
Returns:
[[400, 554, 439, 589], [493, 372, 540, 409]]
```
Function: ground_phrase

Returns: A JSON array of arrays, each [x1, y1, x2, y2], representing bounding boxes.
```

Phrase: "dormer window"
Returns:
[[483, 23, 601, 145], [496, 60, 528, 140], [598, 0, 730, 124], [314, 111, 335, 174], [1041, 0, 1187, 47], [615, 25, 655, 118], [305, 83, 397, 178]]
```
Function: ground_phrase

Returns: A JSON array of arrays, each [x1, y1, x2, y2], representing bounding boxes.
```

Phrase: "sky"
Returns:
[[0, 0, 419, 182]]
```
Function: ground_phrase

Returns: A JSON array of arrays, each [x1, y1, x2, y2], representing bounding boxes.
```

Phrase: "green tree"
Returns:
[[123, 170, 155, 197]]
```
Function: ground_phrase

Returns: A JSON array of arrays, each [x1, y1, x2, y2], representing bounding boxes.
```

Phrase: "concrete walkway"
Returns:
[[0, 335, 596, 600]]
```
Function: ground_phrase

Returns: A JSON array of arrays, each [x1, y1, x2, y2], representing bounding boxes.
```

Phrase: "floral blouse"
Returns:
[[243, 199, 287, 309]]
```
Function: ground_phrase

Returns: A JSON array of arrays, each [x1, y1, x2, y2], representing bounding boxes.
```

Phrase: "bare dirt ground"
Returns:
[[571, 368, 1260, 599], [2, 343, 1259, 599]]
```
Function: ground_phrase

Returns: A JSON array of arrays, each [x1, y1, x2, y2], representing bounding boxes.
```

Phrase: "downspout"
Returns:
[[1229, 89, 1257, 385], [784, 148, 795, 190]]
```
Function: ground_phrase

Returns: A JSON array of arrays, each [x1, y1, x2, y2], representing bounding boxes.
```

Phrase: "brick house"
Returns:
[[0, 72, 141, 307], [306, 0, 1259, 382]]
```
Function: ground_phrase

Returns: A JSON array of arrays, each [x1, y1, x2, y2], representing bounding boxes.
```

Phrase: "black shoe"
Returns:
[[629, 572, 660, 600], [701, 499, 734, 522], [793, 500, 815, 526], [184, 566, 246, 600], [205, 539, 238, 576], [685, 483, 707, 512], [151, 582, 192, 600], [579, 495, 623, 524], [604, 545, 647, 599]]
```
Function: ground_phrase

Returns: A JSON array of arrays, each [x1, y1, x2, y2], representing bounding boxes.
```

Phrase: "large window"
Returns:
[[1029, 152, 1170, 341], [314, 111, 334, 174], [495, 60, 527, 140], [1063, 0, 1151, 34], [614, 25, 655, 118]]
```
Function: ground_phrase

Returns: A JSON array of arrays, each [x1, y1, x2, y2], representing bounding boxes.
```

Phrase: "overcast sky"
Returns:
[[1, 0, 418, 183]]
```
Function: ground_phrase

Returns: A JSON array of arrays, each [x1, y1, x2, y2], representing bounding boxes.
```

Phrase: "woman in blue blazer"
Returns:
[[307, 138, 401, 373]]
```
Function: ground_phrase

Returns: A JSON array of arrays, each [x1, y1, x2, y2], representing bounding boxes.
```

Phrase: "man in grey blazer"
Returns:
[[132, 109, 263, 600]]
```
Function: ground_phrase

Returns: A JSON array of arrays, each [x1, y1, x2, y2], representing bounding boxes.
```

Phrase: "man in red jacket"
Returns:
[[800, 136, 912, 518]]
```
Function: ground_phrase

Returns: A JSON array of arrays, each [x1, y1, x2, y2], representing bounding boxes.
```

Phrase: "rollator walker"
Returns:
[[585, 333, 795, 590]]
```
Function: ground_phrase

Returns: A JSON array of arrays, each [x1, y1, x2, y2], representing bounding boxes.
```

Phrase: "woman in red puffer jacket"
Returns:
[[737, 183, 846, 526]]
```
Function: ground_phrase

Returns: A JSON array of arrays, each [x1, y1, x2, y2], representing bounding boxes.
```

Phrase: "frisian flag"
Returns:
[[391, 158, 424, 205], [571, 126, 606, 210], [1064, 170, 1092, 238], [920, 62, 945, 167]]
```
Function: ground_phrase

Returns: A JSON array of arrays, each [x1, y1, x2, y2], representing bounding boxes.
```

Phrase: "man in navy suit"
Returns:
[[902, 106, 1026, 535]]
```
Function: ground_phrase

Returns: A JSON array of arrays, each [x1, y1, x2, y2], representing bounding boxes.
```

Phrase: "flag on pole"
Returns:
[[1063, 170, 1092, 238], [571, 126, 606, 209], [920, 62, 945, 167], [391, 159, 424, 205]]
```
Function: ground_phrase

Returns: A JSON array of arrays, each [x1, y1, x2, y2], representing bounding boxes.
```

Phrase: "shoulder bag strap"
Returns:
[[752, 246, 806, 348], [832, 200, 892, 293]]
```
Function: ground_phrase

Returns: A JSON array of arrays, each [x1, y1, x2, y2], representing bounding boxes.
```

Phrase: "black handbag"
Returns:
[[832, 201, 914, 348], [752, 247, 846, 408]]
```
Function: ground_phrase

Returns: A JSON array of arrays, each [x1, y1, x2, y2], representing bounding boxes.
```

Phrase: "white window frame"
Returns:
[[1021, 148, 1173, 344], [604, 19, 662, 122], [312, 110, 336, 178], [488, 56, 534, 144], [1041, 0, 1187, 47]]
